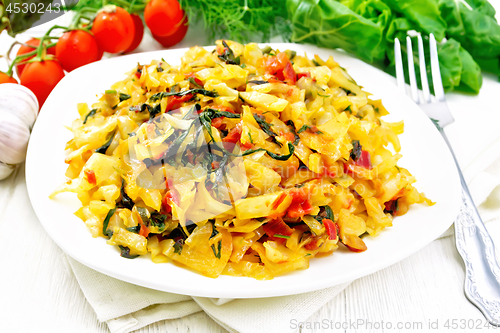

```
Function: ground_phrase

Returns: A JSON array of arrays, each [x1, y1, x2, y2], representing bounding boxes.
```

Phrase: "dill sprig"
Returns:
[[179, 0, 290, 43]]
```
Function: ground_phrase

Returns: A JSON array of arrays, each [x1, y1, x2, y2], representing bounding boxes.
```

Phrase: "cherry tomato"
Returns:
[[56, 30, 103, 72], [20, 60, 65, 108], [16, 38, 56, 76], [0, 72, 18, 84], [152, 15, 188, 48], [91, 6, 134, 54], [145, 0, 184, 37], [124, 14, 145, 53]]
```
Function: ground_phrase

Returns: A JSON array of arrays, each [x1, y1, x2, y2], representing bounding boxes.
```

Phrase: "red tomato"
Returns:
[[283, 62, 296, 85], [139, 224, 150, 238], [263, 217, 294, 244], [211, 117, 224, 129], [91, 6, 134, 53], [151, 15, 188, 48], [20, 60, 65, 108], [296, 72, 311, 80], [222, 123, 242, 144], [165, 93, 193, 111], [56, 30, 103, 72], [144, 0, 184, 37], [287, 187, 314, 218], [0, 72, 18, 84], [323, 219, 337, 240], [263, 52, 289, 74], [354, 150, 372, 169], [124, 14, 145, 53], [16, 38, 56, 76]]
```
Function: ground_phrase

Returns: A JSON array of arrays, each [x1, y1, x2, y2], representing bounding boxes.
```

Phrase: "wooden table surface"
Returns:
[[2, 6, 500, 332]]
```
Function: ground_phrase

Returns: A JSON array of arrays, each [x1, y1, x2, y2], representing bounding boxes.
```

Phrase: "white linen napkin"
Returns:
[[64, 256, 351, 333]]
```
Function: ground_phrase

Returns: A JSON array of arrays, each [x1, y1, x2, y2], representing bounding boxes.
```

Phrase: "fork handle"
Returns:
[[440, 130, 500, 326]]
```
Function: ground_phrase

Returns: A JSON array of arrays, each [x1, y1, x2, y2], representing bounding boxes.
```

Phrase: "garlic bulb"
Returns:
[[0, 83, 39, 180], [0, 162, 16, 180], [0, 112, 31, 164], [0, 84, 39, 129]]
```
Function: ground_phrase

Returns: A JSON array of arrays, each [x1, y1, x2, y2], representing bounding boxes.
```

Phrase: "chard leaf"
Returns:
[[102, 208, 117, 238], [119, 245, 139, 259], [83, 109, 97, 124], [149, 89, 218, 102]]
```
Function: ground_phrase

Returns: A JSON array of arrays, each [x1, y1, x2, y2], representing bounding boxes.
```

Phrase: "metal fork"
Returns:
[[395, 34, 500, 326]]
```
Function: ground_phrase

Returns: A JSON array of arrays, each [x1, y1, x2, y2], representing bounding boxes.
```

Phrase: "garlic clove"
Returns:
[[0, 112, 31, 164], [0, 83, 39, 130], [0, 161, 16, 181]]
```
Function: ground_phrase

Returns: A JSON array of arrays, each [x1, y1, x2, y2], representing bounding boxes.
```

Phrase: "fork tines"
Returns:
[[394, 33, 445, 104]]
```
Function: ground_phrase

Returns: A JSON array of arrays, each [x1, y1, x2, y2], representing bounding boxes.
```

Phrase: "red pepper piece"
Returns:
[[287, 187, 314, 218], [139, 224, 150, 238], [323, 219, 337, 240], [222, 123, 242, 144], [166, 94, 193, 112], [84, 169, 96, 185], [283, 61, 296, 85], [296, 72, 311, 80]]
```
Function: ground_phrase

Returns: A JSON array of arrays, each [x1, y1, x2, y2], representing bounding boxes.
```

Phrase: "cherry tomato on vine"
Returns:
[[16, 38, 56, 76], [20, 60, 65, 108], [91, 6, 134, 54], [124, 14, 145, 53], [0, 72, 18, 84], [144, 0, 184, 37], [56, 30, 103, 72], [152, 15, 188, 48]]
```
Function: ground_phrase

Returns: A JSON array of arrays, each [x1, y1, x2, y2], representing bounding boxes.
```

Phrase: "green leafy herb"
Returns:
[[253, 114, 275, 137], [253, 113, 282, 146], [218, 40, 240, 65], [102, 208, 117, 238], [210, 222, 219, 239], [297, 124, 322, 135], [274, 234, 290, 239], [211, 240, 222, 259], [350, 140, 362, 161], [317, 92, 330, 98], [83, 109, 97, 124], [240, 63, 247, 68], [188, 77, 203, 89], [285, 120, 300, 145], [204, 108, 241, 119], [136, 207, 151, 226], [105, 89, 117, 94], [150, 212, 167, 231], [118, 179, 134, 210], [149, 89, 218, 102], [95, 131, 115, 154], [173, 239, 184, 254], [149, 104, 162, 120], [242, 142, 295, 161], [119, 93, 131, 102], [118, 245, 139, 259], [157, 66, 164, 72], [248, 80, 269, 85], [126, 225, 141, 233], [248, 132, 254, 144]]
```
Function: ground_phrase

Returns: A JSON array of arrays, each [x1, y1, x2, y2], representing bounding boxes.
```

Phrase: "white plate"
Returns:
[[26, 43, 461, 298]]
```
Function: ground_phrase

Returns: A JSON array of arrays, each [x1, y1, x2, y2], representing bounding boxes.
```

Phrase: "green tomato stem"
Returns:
[[8, 42, 57, 74]]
